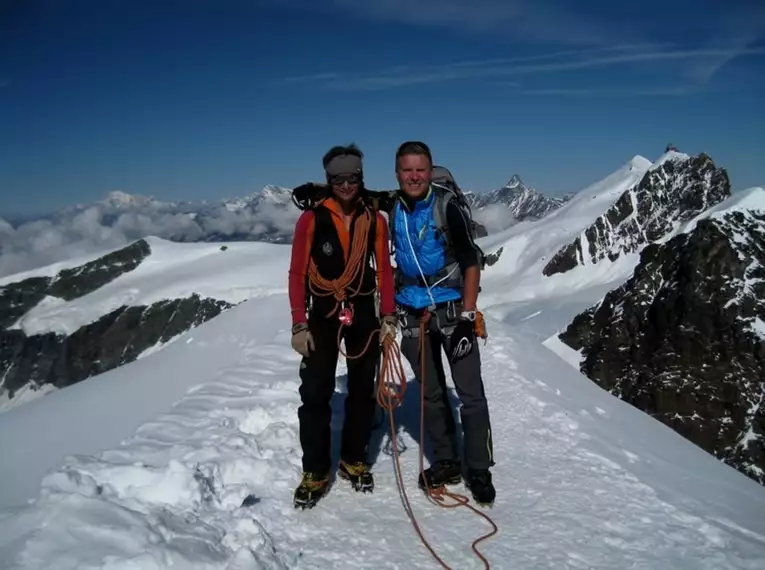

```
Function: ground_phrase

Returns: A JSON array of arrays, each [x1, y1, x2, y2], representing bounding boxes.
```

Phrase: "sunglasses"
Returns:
[[330, 174, 361, 186]]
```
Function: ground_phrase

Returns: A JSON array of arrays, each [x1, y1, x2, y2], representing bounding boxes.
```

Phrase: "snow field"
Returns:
[[3, 300, 765, 569]]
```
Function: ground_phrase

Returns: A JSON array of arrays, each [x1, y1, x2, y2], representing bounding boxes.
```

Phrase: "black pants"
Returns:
[[398, 301, 495, 472], [298, 297, 380, 474]]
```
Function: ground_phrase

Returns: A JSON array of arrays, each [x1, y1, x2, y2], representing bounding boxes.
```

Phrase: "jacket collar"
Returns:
[[320, 196, 364, 219], [398, 185, 434, 213]]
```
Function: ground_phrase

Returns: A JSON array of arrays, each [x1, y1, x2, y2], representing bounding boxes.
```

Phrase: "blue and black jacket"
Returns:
[[389, 185, 482, 311]]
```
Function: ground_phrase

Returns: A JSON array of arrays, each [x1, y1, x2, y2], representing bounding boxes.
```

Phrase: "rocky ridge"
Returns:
[[558, 188, 765, 486], [543, 152, 731, 277], [1, 240, 234, 404]]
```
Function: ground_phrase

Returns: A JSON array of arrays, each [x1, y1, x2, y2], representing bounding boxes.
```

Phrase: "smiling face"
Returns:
[[395, 153, 432, 200], [329, 173, 361, 204]]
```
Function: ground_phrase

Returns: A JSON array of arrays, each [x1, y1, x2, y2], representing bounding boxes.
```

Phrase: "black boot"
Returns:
[[338, 460, 374, 493], [293, 472, 330, 509], [417, 459, 462, 490], [465, 469, 495, 506]]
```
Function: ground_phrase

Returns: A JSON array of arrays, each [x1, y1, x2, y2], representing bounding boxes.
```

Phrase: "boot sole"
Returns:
[[293, 485, 330, 510], [418, 474, 463, 491], [468, 488, 496, 507], [474, 498, 495, 508], [338, 470, 374, 493]]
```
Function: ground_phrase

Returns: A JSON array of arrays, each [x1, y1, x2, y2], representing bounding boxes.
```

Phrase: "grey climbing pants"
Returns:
[[397, 301, 495, 471]]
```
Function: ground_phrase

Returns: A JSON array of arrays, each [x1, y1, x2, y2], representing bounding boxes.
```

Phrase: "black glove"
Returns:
[[449, 318, 475, 363], [292, 182, 329, 210]]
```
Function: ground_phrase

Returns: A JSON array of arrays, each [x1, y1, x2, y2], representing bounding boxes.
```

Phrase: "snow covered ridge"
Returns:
[[0, 237, 286, 412], [543, 151, 730, 276], [556, 186, 765, 487]]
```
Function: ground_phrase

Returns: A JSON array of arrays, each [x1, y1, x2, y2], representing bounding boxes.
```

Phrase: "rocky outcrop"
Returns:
[[0, 277, 50, 330], [1, 294, 232, 398], [1, 240, 151, 329], [559, 203, 765, 485], [0, 239, 235, 404], [543, 153, 730, 277], [50, 239, 152, 300]]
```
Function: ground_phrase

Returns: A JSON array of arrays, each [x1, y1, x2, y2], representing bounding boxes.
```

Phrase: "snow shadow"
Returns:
[[328, 371, 463, 472], [366, 377, 463, 469]]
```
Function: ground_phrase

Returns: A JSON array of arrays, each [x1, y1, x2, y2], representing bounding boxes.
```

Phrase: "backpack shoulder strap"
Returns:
[[431, 183, 455, 241]]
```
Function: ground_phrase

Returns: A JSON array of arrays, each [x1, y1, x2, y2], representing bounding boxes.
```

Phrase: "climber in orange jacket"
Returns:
[[287, 143, 397, 509]]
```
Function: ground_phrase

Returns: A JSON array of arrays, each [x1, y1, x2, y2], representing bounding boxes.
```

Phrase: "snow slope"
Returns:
[[675, 185, 765, 237], [2, 290, 764, 569], [1, 155, 765, 569], [6, 236, 287, 336], [476, 155, 653, 338]]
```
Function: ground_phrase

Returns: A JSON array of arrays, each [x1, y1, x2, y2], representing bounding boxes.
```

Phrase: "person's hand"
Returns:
[[292, 182, 329, 209], [379, 314, 398, 344], [291, 323, 315, 357], [449, 318, 475, 362]]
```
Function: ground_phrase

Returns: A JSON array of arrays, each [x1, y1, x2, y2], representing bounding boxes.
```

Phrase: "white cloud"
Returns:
[[519, 86, 694, 97], [0, 193, 302, 279], [473, 204, 520, 234], [276, 45, 765, 92], [329, 0, 627, 45]]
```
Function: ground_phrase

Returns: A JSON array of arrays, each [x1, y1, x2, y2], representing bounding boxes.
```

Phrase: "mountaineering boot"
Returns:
[[465, 469, 495, 506], [293, 472, 330, 509], [338, 460, 374, 493], [418, 459, 462, 490]]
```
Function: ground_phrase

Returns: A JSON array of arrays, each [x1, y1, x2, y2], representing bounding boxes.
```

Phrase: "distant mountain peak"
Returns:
[[252, 185, 293, 207], [259, 184, 290, 195], [504, 174, 525, 190], [101, 191, 157, 208], [474, 174, 571, 222]]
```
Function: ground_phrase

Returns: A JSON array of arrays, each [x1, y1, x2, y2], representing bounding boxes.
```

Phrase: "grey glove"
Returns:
[[379, 314, 398, 344], [291, 323, 315, 357]]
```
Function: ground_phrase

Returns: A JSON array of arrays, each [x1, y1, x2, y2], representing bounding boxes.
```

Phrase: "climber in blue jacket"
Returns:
[[388, 140, 496, 506]]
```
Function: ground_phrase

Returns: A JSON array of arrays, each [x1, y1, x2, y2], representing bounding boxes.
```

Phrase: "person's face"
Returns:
[[330, 173, 361, 203], [396, 153, 431, 199]]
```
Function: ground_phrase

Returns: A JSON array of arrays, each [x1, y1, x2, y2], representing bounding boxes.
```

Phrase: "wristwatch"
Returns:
[[460, 310, 477, 322], [292, 322, 308, 334]]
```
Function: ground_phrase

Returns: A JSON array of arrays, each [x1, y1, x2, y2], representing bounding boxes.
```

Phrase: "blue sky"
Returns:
[[1, 0, 764, 217]]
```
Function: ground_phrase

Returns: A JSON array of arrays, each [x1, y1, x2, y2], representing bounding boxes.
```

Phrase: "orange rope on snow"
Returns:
[[374, 315, 498, 569]]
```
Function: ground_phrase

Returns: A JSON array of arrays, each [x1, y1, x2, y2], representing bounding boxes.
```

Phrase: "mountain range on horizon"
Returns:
[[0, 147, 763, 569], [0, 165, 581, 279], [1, 173, 566, 224]]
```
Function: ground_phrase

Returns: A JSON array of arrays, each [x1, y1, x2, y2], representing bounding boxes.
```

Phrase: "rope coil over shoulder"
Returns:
[[306, 203, 377, 322]]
